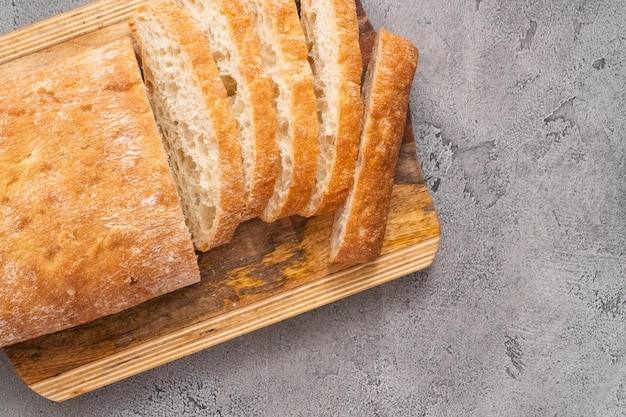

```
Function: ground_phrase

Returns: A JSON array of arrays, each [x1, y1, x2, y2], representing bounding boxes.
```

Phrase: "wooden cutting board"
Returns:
[[0, 0, 440, 402]]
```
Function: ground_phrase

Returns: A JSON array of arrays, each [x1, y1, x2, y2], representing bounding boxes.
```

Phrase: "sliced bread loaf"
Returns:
[[239, 0, 319, 222], [299, 0, 364, 217], [174, 0, 279, 220], [330, 29, 419, 263], [130, 1, 245, 251], [0, 38, 200, 346]]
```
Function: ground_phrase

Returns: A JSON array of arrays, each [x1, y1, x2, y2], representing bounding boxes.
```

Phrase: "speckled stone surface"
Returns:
[[1, 1, 625, 415]]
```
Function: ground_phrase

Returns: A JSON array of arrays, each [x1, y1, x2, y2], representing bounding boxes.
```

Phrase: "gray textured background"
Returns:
[[1, 0, 625, 416]]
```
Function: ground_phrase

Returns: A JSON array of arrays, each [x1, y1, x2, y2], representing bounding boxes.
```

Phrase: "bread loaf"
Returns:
[[0, 38, 201, 346], [299, 0, 364, 217], [239, 0, 319, 222], [130, 1, 246, 251], [174, 0, 279, 220], [330, 29, 419, 263]]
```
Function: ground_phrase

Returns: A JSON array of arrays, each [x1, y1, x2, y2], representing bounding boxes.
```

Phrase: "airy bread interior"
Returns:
[[131, 3, 244, 251], [300, 0, 363, 216], [175, 0, 278, 220], [239, 0, 318, 222]]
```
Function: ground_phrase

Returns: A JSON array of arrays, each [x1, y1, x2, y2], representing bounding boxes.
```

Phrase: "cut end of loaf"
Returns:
[[130, 2, 245, 251]]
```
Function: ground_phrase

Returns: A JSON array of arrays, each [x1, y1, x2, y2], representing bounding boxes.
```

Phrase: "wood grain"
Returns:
[[1, 0, 440, 402]]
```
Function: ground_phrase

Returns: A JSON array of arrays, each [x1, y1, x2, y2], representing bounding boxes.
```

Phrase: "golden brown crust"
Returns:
[[256, 0, 318, 222], [131, 2, 246, 250], [0, 38, 200, 346], [282, 71, 318, 218], [300, 0, 364, 216], [330, 29, 419, 263]]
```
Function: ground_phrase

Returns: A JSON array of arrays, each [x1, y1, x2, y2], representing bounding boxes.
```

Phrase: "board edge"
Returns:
[[28, 235, 439, 402]]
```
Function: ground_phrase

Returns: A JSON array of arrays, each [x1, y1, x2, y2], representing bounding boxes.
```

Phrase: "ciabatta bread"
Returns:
[[299, 0, 364, 217], [0, 38, 200, 347], [130, 2, 245, 251], [174, 0, 279, 220], [330, 29, 419, 263], [239, 0, 319, 222]]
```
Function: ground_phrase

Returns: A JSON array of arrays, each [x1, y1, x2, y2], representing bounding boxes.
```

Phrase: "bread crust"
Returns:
[[175, 0, 279, 220], [131, 2, 246, 250], [330, 29, 419, 263], [0, 38, 200, 346], [241, 0, 318, 222], [300, 0, 364, 216]]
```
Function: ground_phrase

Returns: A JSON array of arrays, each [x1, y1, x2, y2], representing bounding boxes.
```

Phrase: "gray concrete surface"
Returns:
[[1, 0, 625, 415]]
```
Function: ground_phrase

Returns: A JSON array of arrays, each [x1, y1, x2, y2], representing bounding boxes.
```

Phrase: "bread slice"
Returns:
[[130, 2, 245, 251], [0, 38, 200, 346], [330, 29, 419, 263], [174, 0, 278, 220], [299, 0, 364, 217], [239, 0, 318, 222]]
